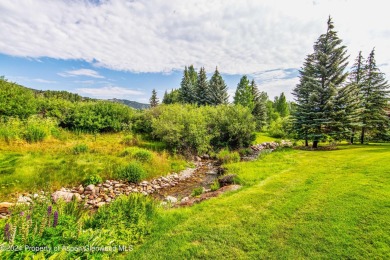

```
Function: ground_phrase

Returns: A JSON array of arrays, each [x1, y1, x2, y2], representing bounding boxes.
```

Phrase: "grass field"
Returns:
[[0, 133, 187, 200], [127, 144, 390, 259]]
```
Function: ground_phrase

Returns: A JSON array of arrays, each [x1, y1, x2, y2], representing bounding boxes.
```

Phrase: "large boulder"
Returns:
[[218, 174, 237, 187], [52, 191, 81, 203], [0, 202, 14, 214]]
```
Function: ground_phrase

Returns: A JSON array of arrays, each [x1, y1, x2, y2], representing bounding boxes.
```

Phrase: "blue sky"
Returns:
[[1, 0, 389, 103]]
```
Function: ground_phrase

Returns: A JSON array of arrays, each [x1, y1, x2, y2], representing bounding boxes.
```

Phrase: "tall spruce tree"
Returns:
[[179, 65, 197, 104], [234, 75, 254, 111], [250, 79, 267, 130], [150, 89, 159, 107], [292, 54, 317, 146], [359, 48, 390, 143], [335, 51, 364, 143], [292, 17, 349, 148], [196, 67, 209, 105], [208, 67, 229, 105]]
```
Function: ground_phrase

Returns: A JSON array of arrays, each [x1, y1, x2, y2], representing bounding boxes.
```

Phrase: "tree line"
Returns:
[[153, 66, 291, 132]]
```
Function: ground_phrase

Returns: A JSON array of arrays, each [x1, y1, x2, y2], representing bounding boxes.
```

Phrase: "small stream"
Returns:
[[151, 160, 221, 200]]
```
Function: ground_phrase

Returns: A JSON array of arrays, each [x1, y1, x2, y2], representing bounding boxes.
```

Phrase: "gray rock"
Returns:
[[165, 196, 178, 203], [17, 196, 32, 204], [85, 184, 95, 191], [52, 191, 81, 203]]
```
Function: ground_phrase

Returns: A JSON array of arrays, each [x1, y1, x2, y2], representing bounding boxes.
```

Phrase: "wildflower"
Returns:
[[47, 206, 52, 215], [20, 211, 24, 217], [4, 223, 10, 241], [53, 211, 58, 228]]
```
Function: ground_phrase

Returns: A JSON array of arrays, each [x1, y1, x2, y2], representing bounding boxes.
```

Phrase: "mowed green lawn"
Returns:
[[127, 144, 390, 259]]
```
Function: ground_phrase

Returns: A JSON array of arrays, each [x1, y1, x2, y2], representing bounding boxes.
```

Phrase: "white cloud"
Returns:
[[33, 78, 57, 84], [76, 86, 144, 99], [1, 0, 389, 76], [58, 69, 104, 78]]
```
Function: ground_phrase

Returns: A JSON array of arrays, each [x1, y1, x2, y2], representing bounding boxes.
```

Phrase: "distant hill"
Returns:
[[108, 98, 150, 110]]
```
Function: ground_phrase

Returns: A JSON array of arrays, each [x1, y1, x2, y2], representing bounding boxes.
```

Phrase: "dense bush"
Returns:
[[207, 105, 256, 149], [152, 104, 211, 155], [117, 162, 146, 183], [64, 101, 134, 133], [149, 104, 256, 155], [0, 78, 38, 118]]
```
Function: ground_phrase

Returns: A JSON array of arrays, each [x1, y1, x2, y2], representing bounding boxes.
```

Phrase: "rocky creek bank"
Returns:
[[0, 141, 291, 219]]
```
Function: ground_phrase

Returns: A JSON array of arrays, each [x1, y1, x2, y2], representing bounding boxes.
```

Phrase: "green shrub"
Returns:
[[24, 126, 46, 142], [72, 144, 89, 154], [217, 149, 241, 164], [120, 147, 153, 162], [117, 162, 146, 183], [192, 187, 204, 196], [85, 194, 156, 244], [83, 174, 102, 185], [121, 134, 139, 146], [210, 180, 220, 191], [133, 149, 153, 162]]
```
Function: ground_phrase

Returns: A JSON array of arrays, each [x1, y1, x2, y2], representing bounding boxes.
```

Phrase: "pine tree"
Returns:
[[233, 75, 254, 111], [359, 48, 390, 143], [250, 79, 267, 130], [150, 89, 159, 107], [179, 66, 197, 104], [292, 54, 317, 146], [292, 17, 349, 148], [195, 67, 209, 105], [208, 67, 229, 105], [335, 51, 364, 143]]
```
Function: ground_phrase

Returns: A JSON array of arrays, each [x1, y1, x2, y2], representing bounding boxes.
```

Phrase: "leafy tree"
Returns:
[[162, 89, 180, 104], [0, 78, 38, 118], [233, 75, 254, 111], [208, 67, 229, 105], [359, 48, 390, 143], [149, 89, 159, 107], [292, 17, 349, 148], [274, 92, 289, 117], [195, 67, 209, 106], [250, 80, 267, 130]]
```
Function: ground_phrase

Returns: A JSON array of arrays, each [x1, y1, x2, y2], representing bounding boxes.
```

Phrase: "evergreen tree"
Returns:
[[335, 51, 364, 143], [162, 89, 180, 104], [208, 67, 229, 105], [292, 17, 349, 148], [274, 92, 289, 117], [359, 48, 390, 143], [250, 79, 267, 130], [195, 67, 209, 105], [179, 66, 197, 104], [149, 89, 159, 107], [233, 75, 254, 111]]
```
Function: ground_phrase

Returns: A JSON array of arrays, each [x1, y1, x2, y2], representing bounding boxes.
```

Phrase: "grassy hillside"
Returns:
[[0, 132, 187, 200], [127, 144, 390, 259]]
